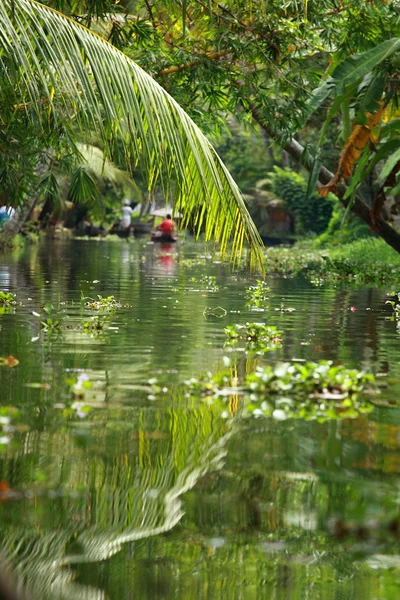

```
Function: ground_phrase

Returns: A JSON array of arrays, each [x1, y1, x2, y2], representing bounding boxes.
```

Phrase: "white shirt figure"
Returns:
[[120, 201, 132, 228], [0, 206, 16, 218]]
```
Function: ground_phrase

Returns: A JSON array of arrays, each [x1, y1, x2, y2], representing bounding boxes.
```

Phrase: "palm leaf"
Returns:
[[76, 143, 143, 202], [0, 0, 263, 267]]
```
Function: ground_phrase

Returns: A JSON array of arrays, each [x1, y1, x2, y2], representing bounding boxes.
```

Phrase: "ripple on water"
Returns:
[[0, 238, 399, 600]]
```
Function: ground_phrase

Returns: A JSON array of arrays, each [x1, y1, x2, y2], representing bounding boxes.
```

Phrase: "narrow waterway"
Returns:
[[0, 238, 399, 599]]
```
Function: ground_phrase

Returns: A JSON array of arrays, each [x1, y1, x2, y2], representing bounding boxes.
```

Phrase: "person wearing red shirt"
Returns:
[[157, 214, 175, 239]]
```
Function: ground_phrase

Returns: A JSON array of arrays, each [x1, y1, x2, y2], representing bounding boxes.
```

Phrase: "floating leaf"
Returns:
[[0, 356, 19, 368]]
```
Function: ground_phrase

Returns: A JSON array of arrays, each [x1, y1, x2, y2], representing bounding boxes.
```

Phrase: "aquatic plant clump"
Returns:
[[246, 361, 375, 398], [32, 303, 63, 334], [84, 295, 123, 312], [0, 291, 17, 314], [224, 322, 282, 353], [0, 291, 16, 306], [386, 292, 400, 332], [386, 292, 400, 315], [82, 316, 108, 333], [245, 280, 271, 309], [245, 361, 376, 421]]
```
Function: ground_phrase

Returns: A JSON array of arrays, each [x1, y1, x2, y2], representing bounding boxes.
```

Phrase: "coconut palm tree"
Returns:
[[0, 0, 263, 266]]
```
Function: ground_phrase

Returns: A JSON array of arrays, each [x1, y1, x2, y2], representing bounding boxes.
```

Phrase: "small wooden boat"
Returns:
[[151, 230, 177, 243]]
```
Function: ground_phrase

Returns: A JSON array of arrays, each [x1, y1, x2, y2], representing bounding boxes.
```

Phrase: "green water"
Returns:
[[0, 238, 400, 599]]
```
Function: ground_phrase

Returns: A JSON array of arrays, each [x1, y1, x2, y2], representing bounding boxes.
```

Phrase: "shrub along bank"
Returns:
[[264, 238, 400, 285]]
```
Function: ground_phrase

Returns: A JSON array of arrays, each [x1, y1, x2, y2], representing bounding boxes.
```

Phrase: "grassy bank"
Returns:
[[264, 238, 400, 285], [0, 231, 40, 252]]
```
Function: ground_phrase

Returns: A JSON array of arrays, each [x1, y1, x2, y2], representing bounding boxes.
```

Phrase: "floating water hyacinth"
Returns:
[[84, 295, 123, 312], [224, 323, 282, 354], [0, 291, 16, 306], [244, 361, 377, 422], [245, 280, 271, 309]]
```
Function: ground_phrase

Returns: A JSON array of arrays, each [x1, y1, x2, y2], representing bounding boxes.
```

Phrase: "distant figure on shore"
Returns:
[[0, 205, 16, 228], [157, 214, 175, 238], [120, 199, 133, 230]]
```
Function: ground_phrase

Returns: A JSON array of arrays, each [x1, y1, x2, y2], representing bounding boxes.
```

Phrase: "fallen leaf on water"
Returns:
[[0, 356, 19, 368], [24, 383, 51, 390]]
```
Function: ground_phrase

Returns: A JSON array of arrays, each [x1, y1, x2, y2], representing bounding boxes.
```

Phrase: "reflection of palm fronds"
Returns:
[[0, 409, 235, 599], [60, 426, 233, 565]]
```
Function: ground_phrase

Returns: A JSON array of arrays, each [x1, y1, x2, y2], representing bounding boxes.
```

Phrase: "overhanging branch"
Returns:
[[155, 50, 230, 77]]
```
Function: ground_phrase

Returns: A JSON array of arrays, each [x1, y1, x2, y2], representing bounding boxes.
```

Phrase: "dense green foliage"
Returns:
[[1, 0, 399, 255], [269, 167, 333, 235], [264, 238, 400, 284], [315, 202, 371, 247]]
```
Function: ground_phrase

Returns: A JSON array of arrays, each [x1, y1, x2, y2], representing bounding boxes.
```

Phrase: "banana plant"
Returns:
[[305, 38, 400, 223], [0, 0, 263, 266]]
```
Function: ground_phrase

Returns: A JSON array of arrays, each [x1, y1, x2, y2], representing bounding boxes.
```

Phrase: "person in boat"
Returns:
[[120, 199, 133, 232], [155, 214, 175, 241]]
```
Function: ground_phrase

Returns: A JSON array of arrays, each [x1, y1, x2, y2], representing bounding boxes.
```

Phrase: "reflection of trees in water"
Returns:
[[0, 405, 234, 599], [1, 241, 400, 599]]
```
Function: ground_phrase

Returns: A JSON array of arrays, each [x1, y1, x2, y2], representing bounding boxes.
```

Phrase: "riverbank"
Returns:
[[264, 237, 400, 285], [2, 226, 400, 287]]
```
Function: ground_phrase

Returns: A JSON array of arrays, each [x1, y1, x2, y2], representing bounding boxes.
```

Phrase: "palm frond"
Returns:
[[0, 0, 263, 267], [69, 166, 102, 217], [76, 143, 142, 202]]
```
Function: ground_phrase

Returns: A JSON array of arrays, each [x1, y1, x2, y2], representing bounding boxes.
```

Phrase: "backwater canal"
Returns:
[[0, 237, 399, 600]]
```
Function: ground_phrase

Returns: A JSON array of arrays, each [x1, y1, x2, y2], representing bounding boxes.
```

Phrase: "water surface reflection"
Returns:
[[0, 239, 399, 599]]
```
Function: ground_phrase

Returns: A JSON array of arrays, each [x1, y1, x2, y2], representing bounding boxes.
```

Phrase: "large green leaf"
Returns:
[[307, 38, 400, 115], [0, 0, 263, 267], [357, 72, 386, 118], [377, 148, 400, 185], [366, 139, 400, 176], [331, 38, 400, 92]]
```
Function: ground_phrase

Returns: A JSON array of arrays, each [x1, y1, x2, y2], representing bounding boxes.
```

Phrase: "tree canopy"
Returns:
[[0, 0, 399, 253]]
